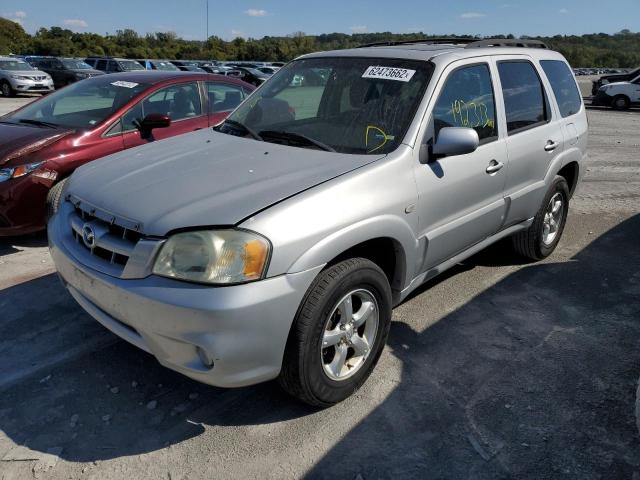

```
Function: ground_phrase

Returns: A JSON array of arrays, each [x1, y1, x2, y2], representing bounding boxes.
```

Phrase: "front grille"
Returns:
[[68, 199, 142, 271], [27, 75, 47, 81]]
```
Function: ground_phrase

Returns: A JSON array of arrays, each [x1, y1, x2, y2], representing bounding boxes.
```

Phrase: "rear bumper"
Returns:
[[48, 213, 322, 388]]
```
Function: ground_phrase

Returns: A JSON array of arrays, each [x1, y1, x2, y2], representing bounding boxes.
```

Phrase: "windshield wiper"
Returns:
[[17, 119, 59, 129], [220, 119, 263, 141], [259, 130, 336, 152]]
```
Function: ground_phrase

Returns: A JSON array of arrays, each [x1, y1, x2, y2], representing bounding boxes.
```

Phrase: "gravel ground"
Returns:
[[0, 96, 639, 479]]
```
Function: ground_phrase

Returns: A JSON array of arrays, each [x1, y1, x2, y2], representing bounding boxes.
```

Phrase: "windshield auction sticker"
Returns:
[[111, 81, 139, 88], [362, 66, 416, 82]]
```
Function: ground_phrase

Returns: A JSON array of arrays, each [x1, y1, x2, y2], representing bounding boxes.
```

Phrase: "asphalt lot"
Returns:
[[1, 93, 639, 479]]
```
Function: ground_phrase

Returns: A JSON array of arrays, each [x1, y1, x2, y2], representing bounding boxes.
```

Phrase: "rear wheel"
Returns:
[[1, 81, 14, 97], [612, 95, 631, 111], [511, 176, 570, 260], [279, 258, 392, 407]]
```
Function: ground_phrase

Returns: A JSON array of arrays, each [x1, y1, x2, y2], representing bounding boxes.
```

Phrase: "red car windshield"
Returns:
[[7, 76, 148, 130]]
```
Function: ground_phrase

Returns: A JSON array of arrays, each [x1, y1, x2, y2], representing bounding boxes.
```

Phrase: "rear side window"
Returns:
[[431, 63, 497, 143], [498, 61, 549, 134], [207, 82, 246, 113], [540, 60, 582, 117]]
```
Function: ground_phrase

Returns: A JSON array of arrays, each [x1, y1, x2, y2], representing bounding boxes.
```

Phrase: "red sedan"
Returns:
[[0, 71, 255, 236]]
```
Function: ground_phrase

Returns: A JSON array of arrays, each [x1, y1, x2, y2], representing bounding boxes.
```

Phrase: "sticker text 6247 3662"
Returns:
[[362, 66, 416, 83]]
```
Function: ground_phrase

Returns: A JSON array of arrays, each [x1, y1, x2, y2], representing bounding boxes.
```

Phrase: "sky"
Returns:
[[2, 0, 639, 40]]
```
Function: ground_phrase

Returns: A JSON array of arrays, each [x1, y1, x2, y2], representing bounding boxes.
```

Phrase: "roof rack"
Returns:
[[356, 37, 479, 48], [465, 38, 548, 49], [357, 37, 548, 50]]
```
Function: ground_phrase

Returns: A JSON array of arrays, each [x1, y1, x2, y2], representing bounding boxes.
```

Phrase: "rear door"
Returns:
[[121, 81, 208, 148], [496, 57, 564, 226], [205, 81, 249, 126], [632, 76, 640, 103], [413, 58, 509, 270]]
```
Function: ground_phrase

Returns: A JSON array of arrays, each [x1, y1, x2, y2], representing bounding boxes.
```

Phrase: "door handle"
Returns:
[[486, 160, 504, 174], [544, 140, 559, 152]]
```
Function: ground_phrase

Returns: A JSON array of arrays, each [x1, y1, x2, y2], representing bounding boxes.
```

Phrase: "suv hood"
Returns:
[[5, 69, 49, 77], [0, 122, 73, 166], [68, 128, 383, 236], [70, 69, 104, 76]]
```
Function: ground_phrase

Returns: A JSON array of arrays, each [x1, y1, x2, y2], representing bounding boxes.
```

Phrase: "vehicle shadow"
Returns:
[[0, 216, 639, 476], [0, 232, 48, 257], [307, 214, 640, 479]]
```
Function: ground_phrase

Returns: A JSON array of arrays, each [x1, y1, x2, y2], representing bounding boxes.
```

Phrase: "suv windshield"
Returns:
[[223, 57, 433, 154], [153, 61, 179, 71], [0, 60, 35, 71], [120, 60, 145, 71], [61, 59, 93, 70], [6, 76, 148, 129]]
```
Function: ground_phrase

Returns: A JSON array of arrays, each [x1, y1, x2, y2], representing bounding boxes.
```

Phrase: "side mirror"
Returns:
[[138, 113, 171, 138], [421, 127, 479, 163]]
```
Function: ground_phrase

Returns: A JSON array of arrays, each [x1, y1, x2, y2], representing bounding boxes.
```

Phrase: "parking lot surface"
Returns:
[[1, 95, 639, 479]]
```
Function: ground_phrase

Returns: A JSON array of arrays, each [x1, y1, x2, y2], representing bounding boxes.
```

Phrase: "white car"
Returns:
[[593, 75, 640, 110]]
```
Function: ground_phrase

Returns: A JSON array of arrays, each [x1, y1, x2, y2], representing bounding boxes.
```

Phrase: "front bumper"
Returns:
[[0, 173, 55, 236], [9, 77, 54, 93], [592, 90, 613, 106], [48, 212, 322, 388]]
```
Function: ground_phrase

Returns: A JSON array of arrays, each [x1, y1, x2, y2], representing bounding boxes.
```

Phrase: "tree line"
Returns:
[[1, 18, 639, 68]]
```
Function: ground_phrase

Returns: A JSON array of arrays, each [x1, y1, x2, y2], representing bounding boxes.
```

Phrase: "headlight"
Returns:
[[0, 161, 45, 183], [75, 73, 89, 79], [153, 229, 270, 285], [10, 75, 29, 80]]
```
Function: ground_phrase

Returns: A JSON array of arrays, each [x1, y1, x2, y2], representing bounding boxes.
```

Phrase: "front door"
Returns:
[[414, 60, 508, 271], [121, 82, 207, 149]]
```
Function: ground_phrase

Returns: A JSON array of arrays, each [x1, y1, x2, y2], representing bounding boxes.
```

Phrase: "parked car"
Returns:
[[0, 56, 54, 97], [137, 59, 180, 71], [592, 74, 640, 110], [85, 57, 146, 73], [48, 39, 587, 406], [25, 57, 104, 89], [229, 66, 270, 86], [592, 67, 640, 95], [257, 66, 279, 76], [0, 71, 254, 236], [170, 61, 205, 72]]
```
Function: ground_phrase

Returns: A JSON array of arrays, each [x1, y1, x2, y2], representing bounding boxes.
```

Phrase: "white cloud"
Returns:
[[244, 9, 267, 17], [460, 12, 486, 19], [558, 8, 569, 14], [350, 25, 368, 33], [14, 11, 26, 18], [63, 18, 88, 28], [231, 29, 245, 38]]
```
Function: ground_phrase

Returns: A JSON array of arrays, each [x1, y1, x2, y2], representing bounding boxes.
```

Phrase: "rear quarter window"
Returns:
[[540, 60, 582, 117]]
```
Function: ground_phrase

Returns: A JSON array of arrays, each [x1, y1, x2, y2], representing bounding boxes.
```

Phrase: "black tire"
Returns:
[[45, 179, 68, 223], [279, 258, 392, 407], [1, 81, 14, 97], [612, 95, 631, 111], [511, 176, 570, 261]]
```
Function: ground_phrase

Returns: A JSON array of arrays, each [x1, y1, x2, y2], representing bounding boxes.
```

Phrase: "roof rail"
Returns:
[[465, 38, 548, 49], [357, 37, 479, 48]]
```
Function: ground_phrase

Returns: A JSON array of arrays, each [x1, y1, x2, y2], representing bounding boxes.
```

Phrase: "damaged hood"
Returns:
[[68, 128, 383, 236]]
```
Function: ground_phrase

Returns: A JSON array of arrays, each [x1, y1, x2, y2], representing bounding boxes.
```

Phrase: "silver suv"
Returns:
[[49, 39, 588, 406], [0, 56, 54, 96]]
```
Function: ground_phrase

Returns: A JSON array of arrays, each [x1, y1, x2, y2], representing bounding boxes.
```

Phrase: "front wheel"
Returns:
[[1, 81, 14, 97], [279, 258, 392, 407], [511, 176, 570, 260], [612, 95, 631, 111]]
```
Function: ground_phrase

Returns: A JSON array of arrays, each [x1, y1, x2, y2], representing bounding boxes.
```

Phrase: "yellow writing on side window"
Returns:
[[451, 100, 495, 130]]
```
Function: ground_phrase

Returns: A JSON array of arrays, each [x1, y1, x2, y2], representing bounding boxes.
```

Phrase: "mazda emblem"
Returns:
[[81, 223, 96, 249]]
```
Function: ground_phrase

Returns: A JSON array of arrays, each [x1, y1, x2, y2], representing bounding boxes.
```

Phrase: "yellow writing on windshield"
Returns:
[[451, 100, 495, 129]]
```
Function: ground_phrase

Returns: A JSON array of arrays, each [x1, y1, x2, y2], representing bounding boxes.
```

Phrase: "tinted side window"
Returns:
[[96, 60, 107, 71], [207, 82, 246, 113], [432, 64, 497, 142], [540, 60, 582, 117], [498, 61, 549, 134]]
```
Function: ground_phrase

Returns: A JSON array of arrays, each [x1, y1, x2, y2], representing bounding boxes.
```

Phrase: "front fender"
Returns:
[[288, 214, 417, 291]]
